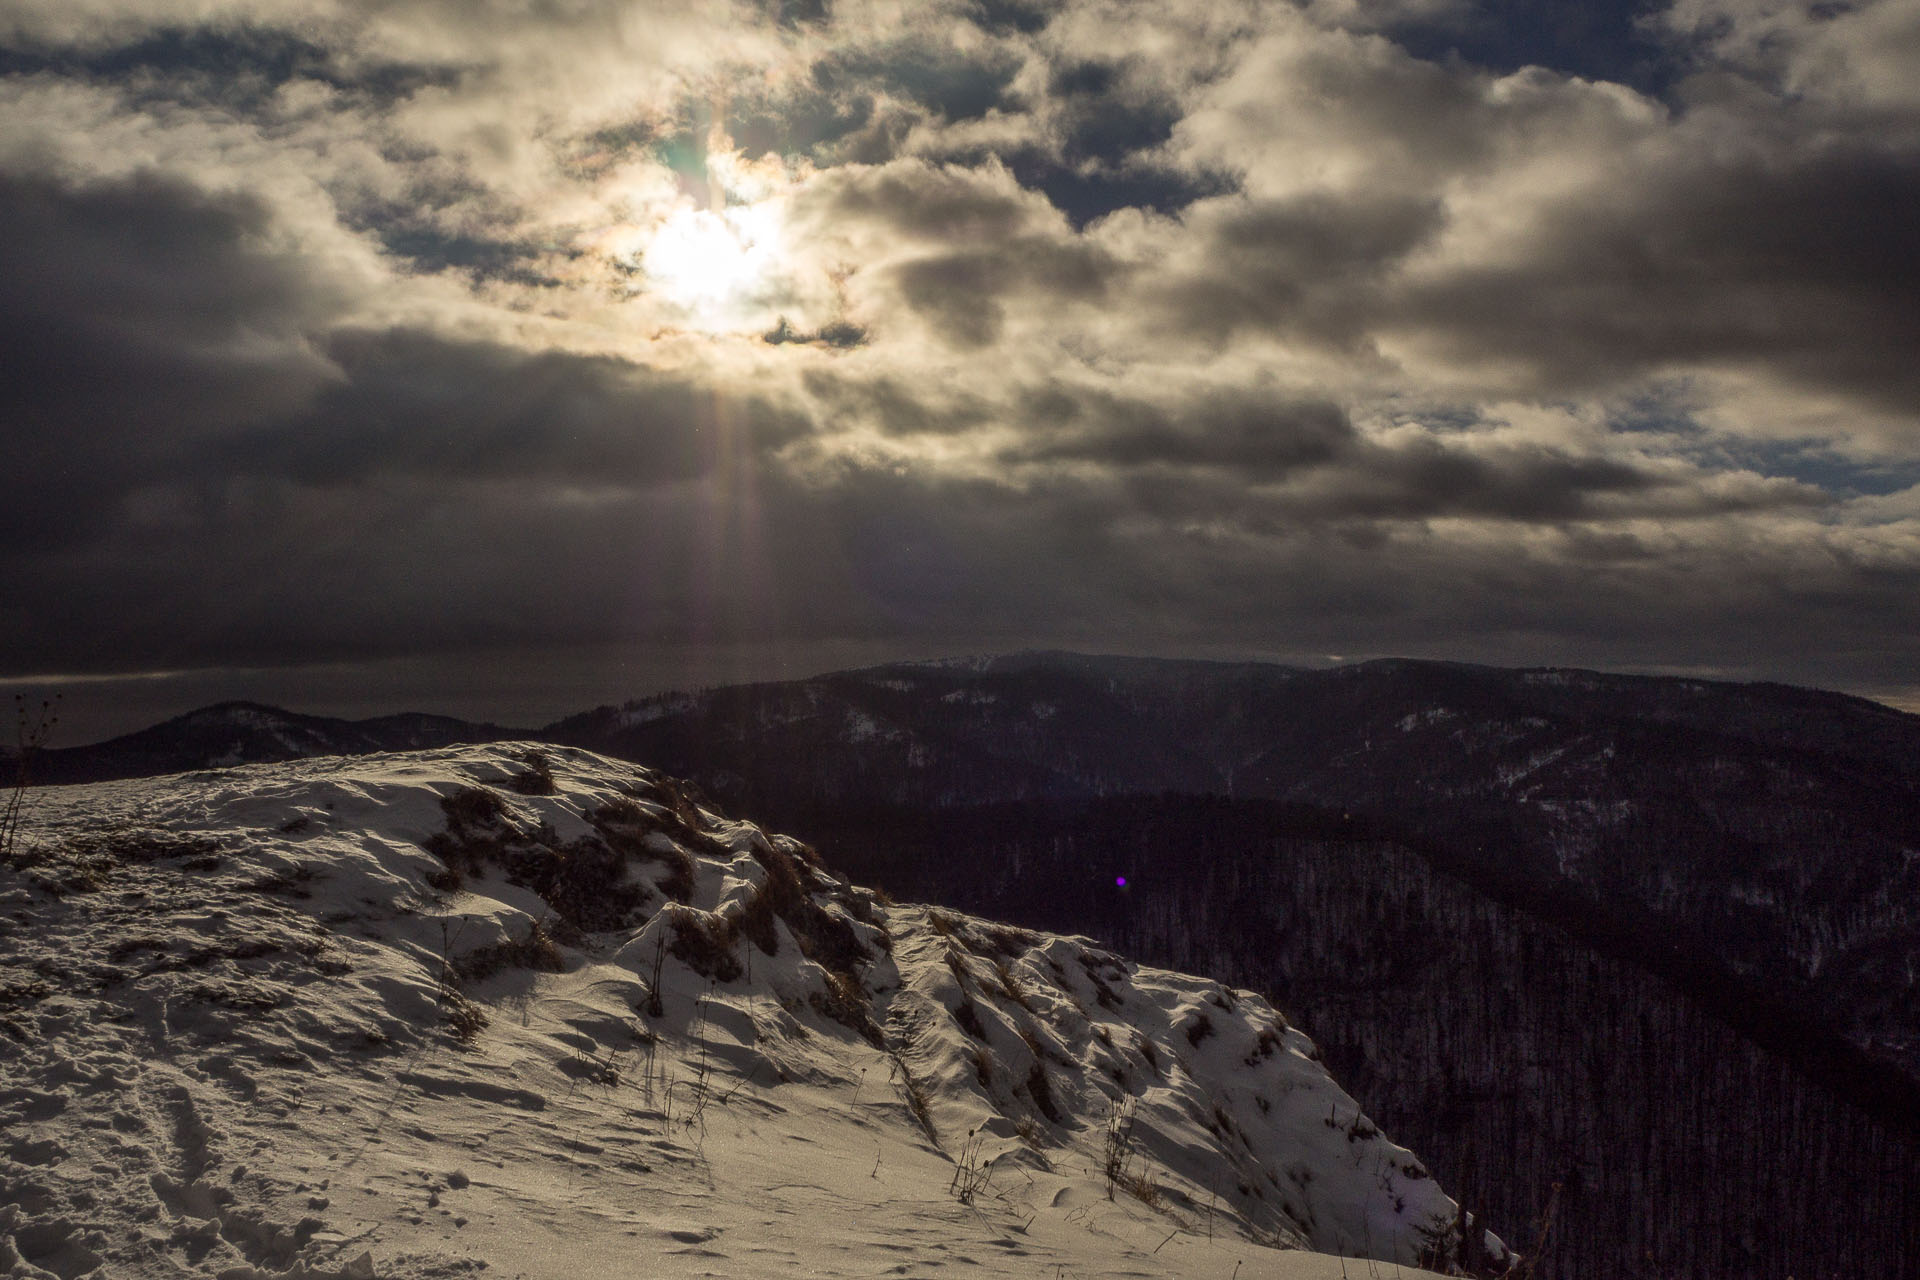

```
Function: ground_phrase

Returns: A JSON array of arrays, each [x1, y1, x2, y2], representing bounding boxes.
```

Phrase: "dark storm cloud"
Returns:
[[1158, 193, 1449, 346], [0, 155, 811, 672], [1397, 142, 1920, 413], [1212, 195, 1447, 276], [376, 227, 559, 282], [0, 26, 463, 114], [1288, 437, 1798, 522], [725, 456, 1908, 681], [1013, 158, 1230, 228], [799, 370, 994, 436], [0, 165, 344, 548], [811, 161, 1040, 242], [1010, 388, 1355, 474], [892, 236, 1115, 346], [234, 330, 812, 487], [998, 384, 1816, 521], [797, 159, 1124, 344], [3, 429, 824, 676], [3, 475, 682, 673], [769, 0, 833, 31]]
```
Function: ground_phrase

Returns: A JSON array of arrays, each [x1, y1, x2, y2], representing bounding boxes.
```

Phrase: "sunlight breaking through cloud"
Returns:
[[0, 0, 1917, 716], [640, 200, 786, 326]]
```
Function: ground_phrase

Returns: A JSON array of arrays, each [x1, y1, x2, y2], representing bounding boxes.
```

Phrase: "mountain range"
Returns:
[[20, 651, 1920, 1276]]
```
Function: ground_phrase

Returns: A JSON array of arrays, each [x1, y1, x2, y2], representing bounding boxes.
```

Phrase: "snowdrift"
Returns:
[[0, 745, 1508, 1278]]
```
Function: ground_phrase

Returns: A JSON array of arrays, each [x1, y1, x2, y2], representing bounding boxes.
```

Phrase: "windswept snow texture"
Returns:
[[0, 746, 1502, 1279]]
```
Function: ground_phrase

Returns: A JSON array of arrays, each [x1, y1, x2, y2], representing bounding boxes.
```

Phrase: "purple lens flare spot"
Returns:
[[1115, 876, 1127, 888]]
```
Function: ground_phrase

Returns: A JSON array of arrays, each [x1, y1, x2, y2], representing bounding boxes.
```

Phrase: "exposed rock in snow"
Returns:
[[0, 745, 1506, 1278]]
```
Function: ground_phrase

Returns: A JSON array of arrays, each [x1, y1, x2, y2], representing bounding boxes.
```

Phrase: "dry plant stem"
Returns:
[[948, 1129, 992, 1205], [1, 694, 58, 861]]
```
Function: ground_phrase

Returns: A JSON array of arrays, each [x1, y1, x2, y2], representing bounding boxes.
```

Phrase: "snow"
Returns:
[[896, 656, 995, 674], [841, 710, 896, 743], [1, 745, 1500, 1279], [613, 695, 695, 729]]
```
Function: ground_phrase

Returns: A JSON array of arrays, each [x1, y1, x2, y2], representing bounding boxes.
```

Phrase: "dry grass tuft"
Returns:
[[668, 909, 744, 983], [454, 918, 566, 982]]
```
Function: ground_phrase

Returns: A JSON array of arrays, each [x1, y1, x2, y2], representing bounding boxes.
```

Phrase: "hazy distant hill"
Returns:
[[30, 701, 520, 785]]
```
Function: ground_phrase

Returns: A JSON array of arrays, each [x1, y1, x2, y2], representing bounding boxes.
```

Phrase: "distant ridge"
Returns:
[[31, 700, 522, 785]]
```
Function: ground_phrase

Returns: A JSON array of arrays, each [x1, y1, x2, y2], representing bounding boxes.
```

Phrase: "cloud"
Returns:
[[1009, 387, 1356, 474], [1147, 192, 1448, 349], [248, 329, 813, 487], [0, 162, 350, 549], [1660, 0, 1920, 115], [1386, 140, 1920, 418], [2, 0, 1918, 717]]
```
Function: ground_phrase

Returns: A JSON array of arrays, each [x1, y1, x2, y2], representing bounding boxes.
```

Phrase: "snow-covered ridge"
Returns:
[[1, 746, 1506, 1279]]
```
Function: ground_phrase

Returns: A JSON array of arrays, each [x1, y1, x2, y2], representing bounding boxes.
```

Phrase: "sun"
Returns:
[[642, 200, 782, 327]]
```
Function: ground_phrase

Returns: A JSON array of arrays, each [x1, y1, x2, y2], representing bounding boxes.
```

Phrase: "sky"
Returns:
[[3, 0, 1919, 745]]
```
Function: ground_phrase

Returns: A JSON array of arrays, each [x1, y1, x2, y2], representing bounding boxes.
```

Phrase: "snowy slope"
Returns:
[[0, 745, 1508, 1279]]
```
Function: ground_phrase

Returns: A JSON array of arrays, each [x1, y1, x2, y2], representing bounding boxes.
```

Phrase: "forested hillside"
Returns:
[[550, 654, 1920, 1089], [811, 797, 1920, 1280]]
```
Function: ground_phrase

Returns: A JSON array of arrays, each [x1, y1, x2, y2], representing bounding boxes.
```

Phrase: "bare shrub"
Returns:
[[1024, 1060, 1063, 1124], [0, 695, 57, 865], [588, 799, 694, 902], [440, 785, 507, 828], [1103, 1100, 1139, 1194], [1246, 1019, 1287, 1065], [949, 1129, 991, 1204], [810, 970, 882, 1047], [733, 885, 781, 957], [505, 749, 557, 796], [977, 923, 1038, 959], [626, 775, 723, 853], [993, 958, 1036, 1012], [422, 788, 653, 933], [951, 999, 988, 1042], [454, 918, 566, 982], [440, 986, 489, 1046], [668, 910, 743, 983]]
